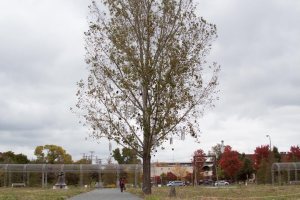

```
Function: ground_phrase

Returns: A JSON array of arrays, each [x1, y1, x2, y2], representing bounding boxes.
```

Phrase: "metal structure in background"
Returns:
[[272, 162, 300, 185], [0, 164, 142, 188], [192, 141, 225, 186], [193, 155, 215, 186]]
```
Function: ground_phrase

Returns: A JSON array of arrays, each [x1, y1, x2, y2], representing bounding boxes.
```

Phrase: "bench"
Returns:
[[12, 183, 26, 187], [289, 181, 300, 185]]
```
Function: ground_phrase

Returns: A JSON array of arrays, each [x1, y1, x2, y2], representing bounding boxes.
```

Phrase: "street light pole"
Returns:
[[221, 140, 224, 153], [266, 135, 271, 151]]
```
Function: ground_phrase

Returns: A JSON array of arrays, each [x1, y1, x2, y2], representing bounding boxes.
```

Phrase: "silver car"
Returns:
[[214, 180, 229, 186], [167, 181, 185, 186]]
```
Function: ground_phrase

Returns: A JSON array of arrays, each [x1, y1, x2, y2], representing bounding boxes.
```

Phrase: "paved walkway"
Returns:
[[68, 188, 142, 200]]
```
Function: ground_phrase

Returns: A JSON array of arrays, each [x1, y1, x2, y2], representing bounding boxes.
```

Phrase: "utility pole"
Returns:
[[90, 151, 95, 164]]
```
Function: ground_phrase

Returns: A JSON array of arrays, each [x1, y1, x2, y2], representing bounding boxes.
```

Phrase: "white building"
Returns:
[[150, 162, 214, 181], [151, 162, 193, 177]]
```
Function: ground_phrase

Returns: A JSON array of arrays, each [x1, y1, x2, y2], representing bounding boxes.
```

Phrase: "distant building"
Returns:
[[150, 161, 214, 182], [151, 162, 193, 177]]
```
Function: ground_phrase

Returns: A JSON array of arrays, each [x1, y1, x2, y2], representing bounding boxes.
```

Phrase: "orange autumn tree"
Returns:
[[219, 146, 242, 181], [172, 164, 187, 181]]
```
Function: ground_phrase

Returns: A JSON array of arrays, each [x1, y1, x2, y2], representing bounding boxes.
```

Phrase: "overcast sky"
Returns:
[[0, 0, 299, 163]]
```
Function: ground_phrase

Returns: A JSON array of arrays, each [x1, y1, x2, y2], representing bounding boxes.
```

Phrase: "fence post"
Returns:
[[42, 164, 45, 188], [134, 164, 138, 188], [116, 165, 120, 188], [80, 164, 83, 187], [4, 164, 8, 187]]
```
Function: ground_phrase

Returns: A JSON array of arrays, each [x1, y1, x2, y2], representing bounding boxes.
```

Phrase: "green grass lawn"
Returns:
[[128, 185, 300, 200], [0, 187, 91, 200]]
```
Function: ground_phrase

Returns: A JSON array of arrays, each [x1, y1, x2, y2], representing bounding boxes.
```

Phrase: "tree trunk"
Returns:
[[142, 152, 151, 194]]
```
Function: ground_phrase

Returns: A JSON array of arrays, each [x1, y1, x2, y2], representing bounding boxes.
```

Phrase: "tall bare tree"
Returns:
[[76, 0, 219, 194]]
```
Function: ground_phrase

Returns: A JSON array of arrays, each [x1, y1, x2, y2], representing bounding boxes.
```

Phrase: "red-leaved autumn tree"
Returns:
[[252, 145, 270, 170], [153, 176, 161, 184], [287, 145, 300, 162], [219, 146, 242, 180], [192, 149, 206, 169]]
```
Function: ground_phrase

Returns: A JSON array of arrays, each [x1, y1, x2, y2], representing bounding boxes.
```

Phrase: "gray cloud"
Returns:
[[0, 0, 299, 163]]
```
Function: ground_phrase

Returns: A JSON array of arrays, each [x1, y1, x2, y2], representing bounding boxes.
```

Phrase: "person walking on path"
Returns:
[[119, 178, 125, 192]]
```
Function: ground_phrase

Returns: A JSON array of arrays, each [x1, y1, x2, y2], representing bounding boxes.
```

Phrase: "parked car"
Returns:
[[167, 181, 185, 187], [203, 179, 214, 186], [214, 180, 229, 186]]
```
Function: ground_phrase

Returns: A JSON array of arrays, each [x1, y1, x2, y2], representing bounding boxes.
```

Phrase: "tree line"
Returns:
[[2, 144, 300, 186], [1, 145, 141, 165], [1, 145, 76, 165], [193, 144, 300, 184], [0, 145, 142, 187]]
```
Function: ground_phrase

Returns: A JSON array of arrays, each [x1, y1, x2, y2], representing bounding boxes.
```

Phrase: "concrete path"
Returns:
[[68, 188, 142, 200]]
